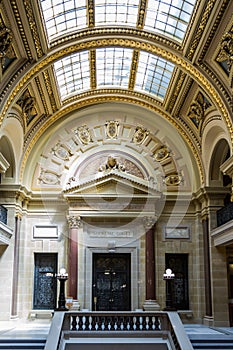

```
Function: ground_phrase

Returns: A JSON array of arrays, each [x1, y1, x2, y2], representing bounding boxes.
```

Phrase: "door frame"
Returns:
[[82, 246, 139, 311]]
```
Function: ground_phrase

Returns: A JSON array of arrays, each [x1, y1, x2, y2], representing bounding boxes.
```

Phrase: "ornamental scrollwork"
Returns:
[[17, 89, 37, 124], [105, 120, 119, 139], [75, 125, 93, 145], [67, 216, 82, 229], [188, 92, 211, 128], [0, 24, 15, 80], [153, 146, 170, 162], [164, 173, 183, 186], [217, 30, 233, 71], [99, 155, 125, 172], [52, 142, 73, 161], [132, 126, 149, 144]]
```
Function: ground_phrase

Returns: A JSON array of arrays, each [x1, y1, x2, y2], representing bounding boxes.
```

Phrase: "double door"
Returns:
[[92, 253, 131, 311]]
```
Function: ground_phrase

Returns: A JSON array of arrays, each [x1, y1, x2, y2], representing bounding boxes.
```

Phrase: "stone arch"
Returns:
[[0, 135, 15, 179]]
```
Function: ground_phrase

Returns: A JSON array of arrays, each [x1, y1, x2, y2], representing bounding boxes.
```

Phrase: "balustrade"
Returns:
[[66, 312, 164, 332]]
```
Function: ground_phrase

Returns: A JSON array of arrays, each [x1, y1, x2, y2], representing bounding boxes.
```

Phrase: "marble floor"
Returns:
[[0, 319, 51, 339]]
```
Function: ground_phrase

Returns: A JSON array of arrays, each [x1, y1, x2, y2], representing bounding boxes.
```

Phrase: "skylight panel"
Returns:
[[39, 0, 87, 42], [96, 47, 133, 88], [95, 0, 139, 27], [53, 51, 90, 100], [135, 51, 174, 99], [144, 0, 195, 42]]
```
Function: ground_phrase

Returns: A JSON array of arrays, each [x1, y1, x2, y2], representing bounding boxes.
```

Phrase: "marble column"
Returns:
[[67, 216, 81, 299], [143, 216, 160, 311], [11, 213, 22, 318], [202, 216, 213, 322]]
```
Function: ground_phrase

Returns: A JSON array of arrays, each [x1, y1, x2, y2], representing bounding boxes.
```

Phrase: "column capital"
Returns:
[[67, 215, 82, 228], [142, 215, 157, 230]]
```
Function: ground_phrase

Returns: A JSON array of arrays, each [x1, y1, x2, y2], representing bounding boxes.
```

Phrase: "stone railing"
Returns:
[[217, 202, 233, 227], [44, 311, 193, 350]]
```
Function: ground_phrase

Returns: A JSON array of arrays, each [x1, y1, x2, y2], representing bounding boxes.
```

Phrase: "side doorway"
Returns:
[[165, 253, 189, 310], [33, 253, 58, 310], [92, 253, 131, 311]]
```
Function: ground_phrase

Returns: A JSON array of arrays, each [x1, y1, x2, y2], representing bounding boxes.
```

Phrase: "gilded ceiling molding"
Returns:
[[1, 36, 231, 141], [137, 0, 147, 29], [187, 0, 216, 60], [49, 27, 181, 51], [19, 94, 205, 186], [42, 70, 57, 113], [129, 50, 139, 90], [166, 70, 186, 114], [90, 50, 96, 89], [23, 0, 44, 58], [196, 0, 232, 111], [34, 76, 49, 117], [10, 0, 33, 60], [87, 0, 94, 27]]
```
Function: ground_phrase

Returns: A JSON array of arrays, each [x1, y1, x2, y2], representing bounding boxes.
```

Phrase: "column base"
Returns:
[[203, 316, 214, 326], [143, 299, 161, 311]]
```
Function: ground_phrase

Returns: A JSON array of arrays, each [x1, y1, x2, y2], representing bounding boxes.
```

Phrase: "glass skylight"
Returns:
[[39, 0, 196, 43], [53, 48, 173, 101], [95, 0, 139, 27], [135, 52, 174, 99], [96, 48, 133, 88], [53, 51, 90, 98], [144, 0, 196, 41], [39, 0, 87, 41]]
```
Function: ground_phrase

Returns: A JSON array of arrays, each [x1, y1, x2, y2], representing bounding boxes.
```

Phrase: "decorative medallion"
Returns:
[[75, 125, 92, 145], [132, 126, 149, 144], [164, 173, 183, 186], [105, 120, 119, 139], [154, 146, 170, 162], [52, 142, 73, 161], [38, 169, 61, 185]]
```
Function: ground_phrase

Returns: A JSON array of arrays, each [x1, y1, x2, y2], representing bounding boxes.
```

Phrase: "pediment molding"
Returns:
[[63, 169, 159, 197]]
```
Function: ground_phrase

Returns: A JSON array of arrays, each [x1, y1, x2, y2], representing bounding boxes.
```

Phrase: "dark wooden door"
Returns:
[[92, 253, 131, 311], [165, 253, 189, 310], [33, 253, 57, 310]]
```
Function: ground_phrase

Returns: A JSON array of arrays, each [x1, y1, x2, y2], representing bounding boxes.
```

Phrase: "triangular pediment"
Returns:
[[63, 169, 159, 197]]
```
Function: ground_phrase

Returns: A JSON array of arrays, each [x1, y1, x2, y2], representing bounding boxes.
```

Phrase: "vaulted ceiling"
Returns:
[[0, 0, 232, 193]]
